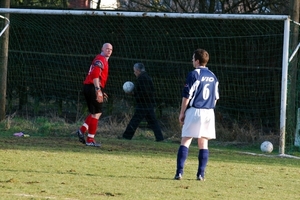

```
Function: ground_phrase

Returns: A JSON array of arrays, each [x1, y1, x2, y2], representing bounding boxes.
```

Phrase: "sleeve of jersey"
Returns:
[[94, 59, 104, 70], [182, 72, 195, 99], [91, 60, 103, 79]]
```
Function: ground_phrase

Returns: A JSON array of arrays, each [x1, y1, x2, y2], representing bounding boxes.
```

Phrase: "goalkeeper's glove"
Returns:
[[103, 92, 108, 102], [96, 89, 103, 103]]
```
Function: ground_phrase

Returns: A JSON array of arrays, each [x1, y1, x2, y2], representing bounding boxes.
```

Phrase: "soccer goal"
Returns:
[[0, 8, 292, 154], [0, 14, 9, 37]]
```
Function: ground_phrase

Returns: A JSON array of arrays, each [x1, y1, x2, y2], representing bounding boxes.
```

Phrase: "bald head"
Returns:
[[101, 43, 113, 59]]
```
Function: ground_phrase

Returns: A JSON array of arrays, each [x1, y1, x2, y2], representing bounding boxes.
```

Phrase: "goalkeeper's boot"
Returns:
[[77, 130, 85, 144], [86, 141, 101, 147]]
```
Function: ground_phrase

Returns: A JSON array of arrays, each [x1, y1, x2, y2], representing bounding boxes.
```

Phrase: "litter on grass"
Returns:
[[13, 132, 30, 137]]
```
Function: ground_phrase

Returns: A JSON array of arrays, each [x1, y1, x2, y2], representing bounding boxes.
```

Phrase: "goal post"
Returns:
[[280, 18, 290, 155], [0, 9, 291, 154]]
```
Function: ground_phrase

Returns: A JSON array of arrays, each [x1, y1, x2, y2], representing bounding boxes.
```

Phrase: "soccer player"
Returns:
[[120, 63, 164, 142], [76, 43, 113, 147], [174, 49, 219, 181]]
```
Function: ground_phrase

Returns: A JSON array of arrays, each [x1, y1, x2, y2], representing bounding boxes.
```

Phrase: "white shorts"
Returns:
[[182, 107, 216, 139]]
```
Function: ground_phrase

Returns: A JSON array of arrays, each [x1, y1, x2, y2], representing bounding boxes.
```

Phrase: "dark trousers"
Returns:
[[122, 106, 164, 141]]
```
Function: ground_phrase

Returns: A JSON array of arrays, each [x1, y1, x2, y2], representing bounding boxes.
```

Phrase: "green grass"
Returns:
[[1, 135, 300, 200]]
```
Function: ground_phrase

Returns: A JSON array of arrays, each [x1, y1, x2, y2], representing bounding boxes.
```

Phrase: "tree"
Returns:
[[287, 0, 300, 147], [8, 0, 291, 14], [119, 0, 290, 14], [10, 0, 68, 8]]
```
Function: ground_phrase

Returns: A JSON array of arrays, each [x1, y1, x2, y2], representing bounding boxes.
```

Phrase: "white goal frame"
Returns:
[[0, 14, 9, 37], [0, 8, 291, 155]]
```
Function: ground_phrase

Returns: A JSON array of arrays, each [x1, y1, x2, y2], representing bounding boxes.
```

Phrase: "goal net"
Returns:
[[0, 9, 290, 147]]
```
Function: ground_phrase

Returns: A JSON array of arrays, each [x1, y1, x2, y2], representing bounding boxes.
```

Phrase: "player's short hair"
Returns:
[[134, 63, 146, 72], [194, 49, 209, 66]]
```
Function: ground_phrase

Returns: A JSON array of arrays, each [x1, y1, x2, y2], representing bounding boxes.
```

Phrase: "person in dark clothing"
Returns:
[[121, 63, 164, 142]]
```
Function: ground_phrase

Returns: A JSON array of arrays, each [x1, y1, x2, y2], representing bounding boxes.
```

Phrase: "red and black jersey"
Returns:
[[83, 54, 109, 88]]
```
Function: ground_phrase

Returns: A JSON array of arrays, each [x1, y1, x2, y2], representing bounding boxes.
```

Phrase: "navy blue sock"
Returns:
[[176, 145, 189, 175], [197, 149, 209, 177]]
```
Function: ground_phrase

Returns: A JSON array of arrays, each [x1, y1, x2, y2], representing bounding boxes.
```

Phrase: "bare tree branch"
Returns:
[[9, 0, 291, 14]]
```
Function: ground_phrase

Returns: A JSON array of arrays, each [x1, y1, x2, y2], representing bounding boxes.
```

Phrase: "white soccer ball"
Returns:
[[123, 81, 134, 93], [260, 141, 273, 153]]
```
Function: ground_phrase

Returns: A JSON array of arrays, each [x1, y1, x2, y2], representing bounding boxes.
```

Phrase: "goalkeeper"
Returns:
[[76, 43, 113, 147], [120, 63, 164, 142]]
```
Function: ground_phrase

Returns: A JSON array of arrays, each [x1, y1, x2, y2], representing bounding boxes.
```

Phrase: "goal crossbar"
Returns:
[[0, 8, 290, 20]]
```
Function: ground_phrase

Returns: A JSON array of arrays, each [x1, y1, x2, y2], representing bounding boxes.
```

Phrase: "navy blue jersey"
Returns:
[[182, 67, 219, 109]]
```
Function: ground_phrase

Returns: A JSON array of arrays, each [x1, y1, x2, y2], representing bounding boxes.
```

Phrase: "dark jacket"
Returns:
[[134, 72, 156, 107]]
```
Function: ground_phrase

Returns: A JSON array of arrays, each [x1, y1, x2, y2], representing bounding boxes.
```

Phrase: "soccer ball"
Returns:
[[260, 141, 273, 153], [123, 81, 134, 93]]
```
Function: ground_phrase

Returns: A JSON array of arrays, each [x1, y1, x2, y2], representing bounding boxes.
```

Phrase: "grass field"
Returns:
[[1, 133, 300, 200]]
